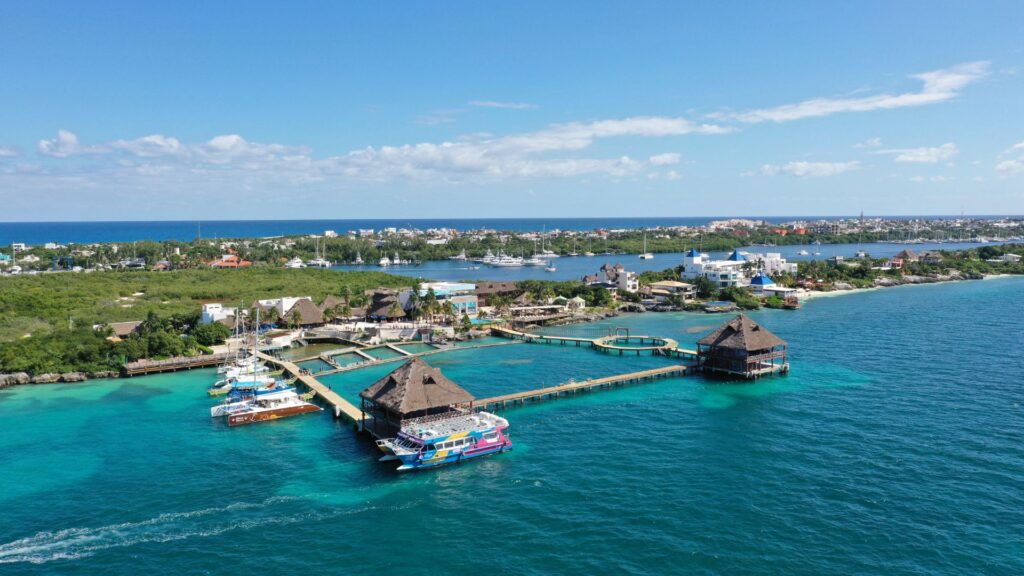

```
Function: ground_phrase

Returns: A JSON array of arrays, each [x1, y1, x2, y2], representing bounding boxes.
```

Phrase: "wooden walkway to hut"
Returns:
[[256, 351, 366, 425], [468, 363, 696, 411]]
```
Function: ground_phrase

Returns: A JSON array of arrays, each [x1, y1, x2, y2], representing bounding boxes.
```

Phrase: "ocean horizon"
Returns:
[[2, 215, 1020, 245]]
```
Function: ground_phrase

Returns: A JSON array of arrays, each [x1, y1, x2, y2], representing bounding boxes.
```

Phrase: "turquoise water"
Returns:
[[295, 358, 334, 374], [330, 352, 367, 367], [362, 346, 404, 361], [2, 278, 1023, 574], [394, 342, 438, 354]]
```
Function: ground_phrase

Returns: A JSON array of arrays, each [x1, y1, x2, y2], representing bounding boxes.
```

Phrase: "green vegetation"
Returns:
[[515, 279, 613, 308], [0, 268, 413, 375]]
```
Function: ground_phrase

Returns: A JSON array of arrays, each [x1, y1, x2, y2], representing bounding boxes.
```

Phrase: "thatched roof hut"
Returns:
[[366, 289, 406, 320], [285, 299, 325, 326], [697, 315, 788, 379], [359, 358, 474, 436]]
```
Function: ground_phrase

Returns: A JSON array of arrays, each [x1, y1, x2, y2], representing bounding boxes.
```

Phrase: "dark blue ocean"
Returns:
[[1, 277, 1022, 574], [1, 216, 1015, 245]]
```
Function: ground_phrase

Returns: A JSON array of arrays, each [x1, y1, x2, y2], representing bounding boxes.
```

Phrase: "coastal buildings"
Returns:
[[201, 303, 238, 325], [474, 281, 519, 306], [646, 280, 696, 302], [697, 315, 788, 379], [681, 249, 796, 288], [208, 254, 252, 268]]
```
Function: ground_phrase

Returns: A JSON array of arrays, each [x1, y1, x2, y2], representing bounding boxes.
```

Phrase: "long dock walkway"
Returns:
[[256, 351, 365, 425], [491, 326, 698, 359], [469, 363, 695, 411]]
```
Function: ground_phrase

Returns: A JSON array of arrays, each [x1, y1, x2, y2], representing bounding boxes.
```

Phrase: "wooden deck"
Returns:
[[123, 353, 232, 376], [468, 363, 695, 411]]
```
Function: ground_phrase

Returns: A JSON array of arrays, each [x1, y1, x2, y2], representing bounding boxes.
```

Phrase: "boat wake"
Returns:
[[0, 496, 337, 565]]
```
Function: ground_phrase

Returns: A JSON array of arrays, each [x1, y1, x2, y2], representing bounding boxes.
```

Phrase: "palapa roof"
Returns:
[[359, 358, 474, 415], [474, 281, 518, 295], [697, 315, 785, 351], [286, 298, 325, 325], [319, 295, 347, 312], [367, 291, 405, 318], [106, 320, 143, 337]]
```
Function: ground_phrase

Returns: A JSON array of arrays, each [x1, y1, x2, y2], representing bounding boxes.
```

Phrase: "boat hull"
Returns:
[[227, 404, 322, 426], [395, 441, 512, 471]]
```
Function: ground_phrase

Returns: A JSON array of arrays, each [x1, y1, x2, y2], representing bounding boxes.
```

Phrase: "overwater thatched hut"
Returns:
[[696, 315, 788, 379], [359, 358, 475, 437]]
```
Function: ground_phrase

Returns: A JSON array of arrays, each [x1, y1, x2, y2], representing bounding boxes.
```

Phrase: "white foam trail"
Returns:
[[0, 496, 339, 565]]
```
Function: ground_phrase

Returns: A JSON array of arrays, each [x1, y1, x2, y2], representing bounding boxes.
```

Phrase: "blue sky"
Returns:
[[1, 1, 1022, 221]]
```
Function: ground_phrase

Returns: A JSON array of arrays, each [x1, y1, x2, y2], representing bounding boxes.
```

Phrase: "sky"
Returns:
[[0, 1, 1022, 221]]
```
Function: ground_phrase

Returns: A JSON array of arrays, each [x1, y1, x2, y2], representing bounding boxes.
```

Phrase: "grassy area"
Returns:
[[0, 268, 414, 343], [0, 269, 416, 375]]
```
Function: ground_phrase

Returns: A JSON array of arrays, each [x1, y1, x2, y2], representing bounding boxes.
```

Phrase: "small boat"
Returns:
[[449, 250, 468, 261], [639, 233, 654, 259], [544, 265, 557, 272], [379, 255, 391, 267], [284, 257, 306, 269], [376, 409, 512, 471], [523, 256, 546, 266], [308, 237, 332, 268], [797, 249, 810, 256], [491, 254, 524, 267], [584, 251, 595, 257], [354, 251, 364, 265], [468, 265, 480, 270], [855, 249, 868, 258]]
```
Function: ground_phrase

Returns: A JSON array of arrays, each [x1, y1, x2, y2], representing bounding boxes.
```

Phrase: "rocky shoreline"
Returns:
[[0, 370, 120, 389]]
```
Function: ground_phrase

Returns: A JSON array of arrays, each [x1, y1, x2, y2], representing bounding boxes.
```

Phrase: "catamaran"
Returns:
[[308, 237, 331, 268], [375, 409, 512, 471], [379, 255, 391, 267], [284, 257, 306, 268], [449, 249, 468, 261]]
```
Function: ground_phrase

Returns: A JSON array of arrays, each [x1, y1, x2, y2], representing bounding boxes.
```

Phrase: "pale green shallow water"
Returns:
[[1, 278, 1023, 574]]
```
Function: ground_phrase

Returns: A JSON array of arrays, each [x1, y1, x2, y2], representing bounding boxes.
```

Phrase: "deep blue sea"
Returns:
[[1, 277, 1022, 574], [0, 216, 1016, 244]]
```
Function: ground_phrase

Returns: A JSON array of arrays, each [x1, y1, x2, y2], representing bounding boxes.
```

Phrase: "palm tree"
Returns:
[[339, 285, 352, 304]]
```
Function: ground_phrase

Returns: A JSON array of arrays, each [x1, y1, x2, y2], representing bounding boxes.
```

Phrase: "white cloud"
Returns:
[[854, 137, 883, 148], [909, 175, 954, 182], [25, 116, 726, 186], [759, 161, 860, 178], [0, 145, 20, 157], [37, 130, 108, 157], [995, 141, 1024, 175], [664, 170, 682, 181], [716, 61, 989, 123], [879, 142, 958, 163], [468, 100, 537, 110], [648, 152, 681, 165]]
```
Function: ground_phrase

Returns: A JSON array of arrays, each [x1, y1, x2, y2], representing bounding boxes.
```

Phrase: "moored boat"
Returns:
[[376, 409, 512, 471]]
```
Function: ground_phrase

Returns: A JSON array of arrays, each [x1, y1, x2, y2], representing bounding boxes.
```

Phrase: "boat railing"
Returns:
[[401, 407, 469, 428]]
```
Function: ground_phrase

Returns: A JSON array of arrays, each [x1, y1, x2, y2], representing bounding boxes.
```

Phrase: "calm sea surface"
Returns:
[[1, 278, 1022, 574], [1, 216, 1015, 244]]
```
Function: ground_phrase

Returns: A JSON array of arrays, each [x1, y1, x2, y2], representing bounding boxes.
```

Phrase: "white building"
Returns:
[[681, 249, 796, 288], [257, 296, 314, 317], [400, 282, 479, 318], [584, 263, 639, 293], [680, 249, 745, 288], [201, 303, 238, 324]]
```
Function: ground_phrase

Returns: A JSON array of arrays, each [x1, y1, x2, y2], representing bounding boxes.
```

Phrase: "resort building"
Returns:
[[283, 299, 325, 327], [474, 281, 520, 306], [748, 272, 797, 298], [256, 296, 315, 318], [366, 289, 406, 321], [359, 358, 475, 438], [402, 282, 479, 318], [681, 249, 797, 288], [697, 315, 789, 379], [94, 320, 143, 342]]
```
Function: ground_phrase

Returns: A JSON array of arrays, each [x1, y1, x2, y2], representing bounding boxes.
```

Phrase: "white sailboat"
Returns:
[[639, 234, 654, 259], [354, 251, 364, 265], [308, 237, 331, 268]]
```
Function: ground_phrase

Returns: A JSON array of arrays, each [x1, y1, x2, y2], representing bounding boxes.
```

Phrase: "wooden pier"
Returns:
[[123, 353, 232, 376], [468, 363, 696, 411], [491, 326, 698, 360], [256, 351, 366, 425]]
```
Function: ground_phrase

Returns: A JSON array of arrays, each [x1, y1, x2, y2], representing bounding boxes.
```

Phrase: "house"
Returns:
[[474, 281, 520, 306], [894, 249, 919, 263], [95, 320, 143, 342], [152, 260, 172, 272], [201, 303, 238, 324], [648, 280, 696, 301], [208, 254, 252, 268], [583, 263, 639, 294], [748, 272, 797, 297], [919, 251, 944, 265], [566, 296, 587, 311], [997, 253, 1021, 263], [0, 253, 10, 265]]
